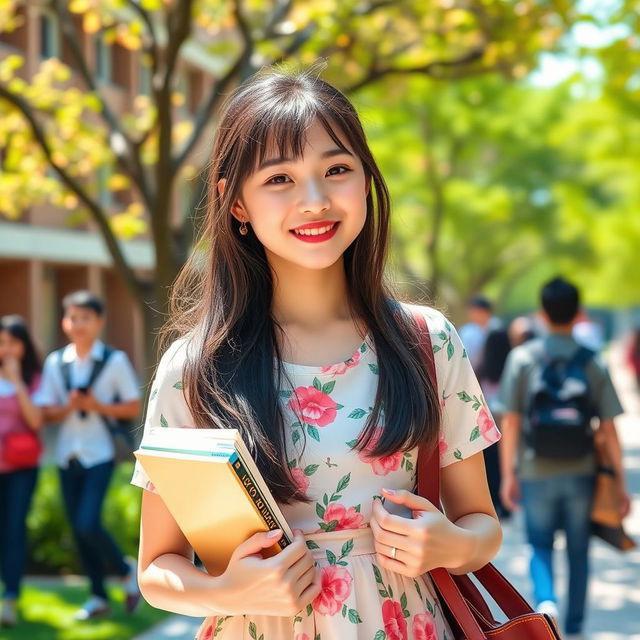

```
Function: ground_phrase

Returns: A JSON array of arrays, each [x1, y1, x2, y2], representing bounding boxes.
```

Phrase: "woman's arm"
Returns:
[[14, 380, 43, 430], [439, 451, 502, 574]]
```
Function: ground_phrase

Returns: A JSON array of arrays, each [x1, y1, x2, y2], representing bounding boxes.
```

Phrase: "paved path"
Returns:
[[134, 342, 640, 640]]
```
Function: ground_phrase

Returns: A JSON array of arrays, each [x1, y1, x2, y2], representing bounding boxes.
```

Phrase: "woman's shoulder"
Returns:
[[396, 301, 453, 335], [154, 336, 192, 381]]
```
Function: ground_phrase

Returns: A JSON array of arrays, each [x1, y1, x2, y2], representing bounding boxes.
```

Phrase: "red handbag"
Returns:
[[412, 311, 562, 640], [2, 429, 43, 469]]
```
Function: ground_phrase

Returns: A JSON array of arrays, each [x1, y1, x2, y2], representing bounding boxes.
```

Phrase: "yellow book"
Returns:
[[134, 427, 294, 576]]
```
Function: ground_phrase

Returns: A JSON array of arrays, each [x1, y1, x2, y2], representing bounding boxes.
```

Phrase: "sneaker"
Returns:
[[536, 599, 559, 621], [74, 596, 110, 621], [0, 598, 17, 627], [122, 557, 141, 614]]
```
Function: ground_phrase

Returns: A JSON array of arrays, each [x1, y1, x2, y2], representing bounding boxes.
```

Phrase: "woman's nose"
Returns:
[[298, 179, 330, 214]]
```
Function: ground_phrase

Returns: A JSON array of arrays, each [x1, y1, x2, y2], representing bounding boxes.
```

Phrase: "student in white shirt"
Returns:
[[36, 291, 142, 620]]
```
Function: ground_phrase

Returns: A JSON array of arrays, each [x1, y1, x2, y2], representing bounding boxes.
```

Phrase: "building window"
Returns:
[[40, 11, 60, 60], [95, 36, 111, 83]]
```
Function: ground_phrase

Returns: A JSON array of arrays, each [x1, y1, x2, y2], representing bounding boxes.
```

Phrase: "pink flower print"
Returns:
[[294, 635, 310, 640], [320, 349, 361, 376], [412, 612, 437, 640], [179, 424, 195, 429], [438, 436, 449, 457], [323, 502, 364, 530], [358, 427, 403, 476], [382, 599, 408, 640], [145, 480, 156, 492], [288, 386, 338, 428], [478, 406, 500, 443], [199, 620, 215, 640], [312, 565, 353, 615], [291, 466, 310, 493]]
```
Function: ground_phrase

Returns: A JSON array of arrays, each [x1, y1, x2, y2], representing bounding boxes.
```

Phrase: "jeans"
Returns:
[[521, 473, 595, 635], [59, 459, 129, 600], [0, 467, 39, 599]]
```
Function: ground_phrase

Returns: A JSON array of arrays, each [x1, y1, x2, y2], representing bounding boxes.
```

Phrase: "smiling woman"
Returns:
[[132, 66, 503, 640]]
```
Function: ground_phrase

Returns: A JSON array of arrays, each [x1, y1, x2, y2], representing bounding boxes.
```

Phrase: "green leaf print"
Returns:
[[304, 464, 320, 476], [454, 449, 463, 460], [307, 425, 320, 442], [425, 598, 435, 615], [173, 381, 184, 390], [360, 343, 367, 353], [447, 340, 455, 361], [348, 408, 367, 419], [470, 426, 481, 441], [321, 381, 336, 394], [306, 603, 313, 616], [374, 631, 387, 640], [160, 414, 168, 428], [313, 377, 322, 391], [306, 540, 320, 550], [432, 344, 442, 354], [438, 331, 448, 341], [346, 438, 359, 448], [373, 563, 384, 585], [288, 459, 297, 468], [342, 604, 347, 617], [458, 391, 472, 402], [414, 579, 423, 601], [258, 635, 264, 640], [249, 621, 257, 640], [335, 403, 344, 409], [293, 615, 303, 623], [400, 592, 407, 610], [341, 539, 354, 557], [368, 363, 379, 375], [348, 608, 363, 623], [292, 430, 301, 445], [316, 503, 325, 519], [150, 388, 158, 401], [279, 389, 293, 398], [336, 472, 351, 493], [326, 549, 337, 565]]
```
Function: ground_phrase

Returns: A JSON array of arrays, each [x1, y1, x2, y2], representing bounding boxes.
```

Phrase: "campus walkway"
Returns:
[[134, 342, 640, 640]]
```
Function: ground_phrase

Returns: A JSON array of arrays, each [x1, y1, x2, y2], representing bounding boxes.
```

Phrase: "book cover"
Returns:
[[135, 427, 294, 576]]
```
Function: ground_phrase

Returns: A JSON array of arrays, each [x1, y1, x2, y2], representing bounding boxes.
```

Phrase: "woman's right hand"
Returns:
[[216, 529, 321, 617]]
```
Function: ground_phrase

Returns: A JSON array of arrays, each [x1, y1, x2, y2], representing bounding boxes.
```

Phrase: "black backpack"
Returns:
[[57, 345, 135, 463], [524, 341, 596, 459]]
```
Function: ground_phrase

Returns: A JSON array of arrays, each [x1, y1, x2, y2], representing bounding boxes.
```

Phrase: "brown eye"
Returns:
[[327, 165, 350, 176], [266, 174, 291, 185]]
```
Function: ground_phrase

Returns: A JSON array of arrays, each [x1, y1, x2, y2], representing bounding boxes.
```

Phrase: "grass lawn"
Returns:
[[3, 581, 170, 640]]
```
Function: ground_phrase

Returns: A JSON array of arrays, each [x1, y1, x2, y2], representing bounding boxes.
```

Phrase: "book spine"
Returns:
[[230, 455, 292, 551]]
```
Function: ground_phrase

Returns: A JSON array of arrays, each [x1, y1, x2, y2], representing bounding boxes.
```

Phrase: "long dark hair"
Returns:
[[0, 315, 42, 387], [163, 67, 440, 503]]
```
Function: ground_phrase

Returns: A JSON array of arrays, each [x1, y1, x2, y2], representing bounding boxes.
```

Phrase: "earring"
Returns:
[[239, 221, 248, 236]]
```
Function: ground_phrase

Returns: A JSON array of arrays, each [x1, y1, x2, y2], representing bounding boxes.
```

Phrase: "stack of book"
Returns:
[[134, 427, 293, 576]]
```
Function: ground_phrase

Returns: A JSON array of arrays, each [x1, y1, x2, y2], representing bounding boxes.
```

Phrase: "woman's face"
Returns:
[[227, 118, 369, 272], [0, 330, 25, 363]]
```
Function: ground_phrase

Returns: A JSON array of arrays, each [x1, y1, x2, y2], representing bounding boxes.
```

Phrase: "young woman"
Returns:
[[0, 315, 43, 627], [132, 68, 503, 640]]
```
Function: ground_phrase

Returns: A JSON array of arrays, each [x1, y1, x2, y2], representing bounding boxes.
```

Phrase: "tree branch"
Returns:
[[0, 84, 143, 302], [52, 0, 154, 207], [127, 0, 160, 67], [346, 46, 486, 92], [162, 0, 194, 92]]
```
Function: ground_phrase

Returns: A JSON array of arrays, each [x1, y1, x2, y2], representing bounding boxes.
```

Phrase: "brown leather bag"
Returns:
[[412, 310, 562, 639]]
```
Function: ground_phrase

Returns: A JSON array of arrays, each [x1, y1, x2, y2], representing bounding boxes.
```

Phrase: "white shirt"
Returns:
[[35, 340, 140, 468]]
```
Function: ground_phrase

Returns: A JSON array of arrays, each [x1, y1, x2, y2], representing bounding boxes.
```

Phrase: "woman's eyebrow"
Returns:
[[257, 148, 353, 171]]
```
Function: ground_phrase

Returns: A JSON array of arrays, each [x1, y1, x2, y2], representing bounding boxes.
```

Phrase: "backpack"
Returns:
[[57, 345, 135, 463], [524, 341, 596, 459]]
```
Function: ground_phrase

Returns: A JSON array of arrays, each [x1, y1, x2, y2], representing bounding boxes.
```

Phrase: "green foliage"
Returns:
[[27, 464, 141, 575]]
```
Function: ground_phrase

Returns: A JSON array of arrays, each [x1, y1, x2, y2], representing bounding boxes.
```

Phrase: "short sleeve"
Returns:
[[33, 352, 65, 407], [591, 356, 623, 420], [111, 351, 141, 402], [414, 306, 501, 467], [130, 338, 196, 492]]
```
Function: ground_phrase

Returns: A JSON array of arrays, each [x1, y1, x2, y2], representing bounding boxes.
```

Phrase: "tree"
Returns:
[[0, 0, 575, 366]]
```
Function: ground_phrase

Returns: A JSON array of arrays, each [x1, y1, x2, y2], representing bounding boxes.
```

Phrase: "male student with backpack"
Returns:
[[36, 291, 142, 620], [498, 277, 631, 640]]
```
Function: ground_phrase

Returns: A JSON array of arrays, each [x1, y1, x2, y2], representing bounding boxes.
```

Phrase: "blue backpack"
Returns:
[[525, 342, 596, 459]]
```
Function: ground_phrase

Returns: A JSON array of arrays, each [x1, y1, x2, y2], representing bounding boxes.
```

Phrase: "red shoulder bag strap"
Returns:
[[411, 310, 534, 639]]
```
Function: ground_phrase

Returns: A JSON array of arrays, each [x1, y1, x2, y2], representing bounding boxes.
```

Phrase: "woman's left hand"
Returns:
[[370, 488, 473, 578]]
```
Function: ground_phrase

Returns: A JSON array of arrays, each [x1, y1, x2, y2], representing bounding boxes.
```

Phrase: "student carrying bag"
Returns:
[[412, 311, 562, 640], [57, 346, 135, 464]]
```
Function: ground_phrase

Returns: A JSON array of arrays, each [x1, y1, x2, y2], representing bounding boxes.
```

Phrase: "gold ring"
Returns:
[[390, 546, 397, 560]]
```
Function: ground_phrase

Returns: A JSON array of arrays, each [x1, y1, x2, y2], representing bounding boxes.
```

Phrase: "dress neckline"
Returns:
[[278, 334, 371, 373]]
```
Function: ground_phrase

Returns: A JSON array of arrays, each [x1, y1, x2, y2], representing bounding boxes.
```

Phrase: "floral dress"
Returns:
[[131, 305, 501, 640]]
